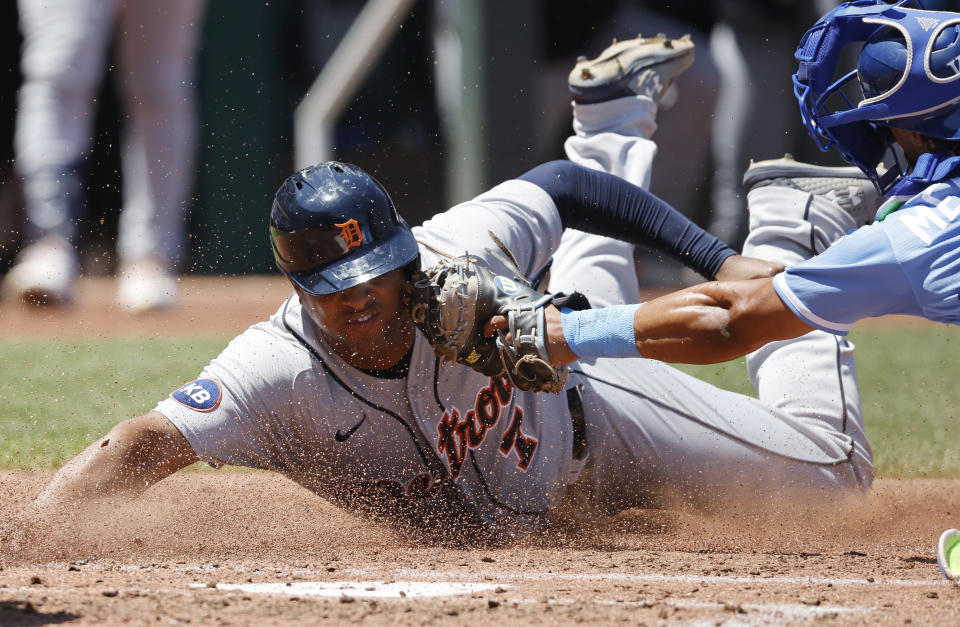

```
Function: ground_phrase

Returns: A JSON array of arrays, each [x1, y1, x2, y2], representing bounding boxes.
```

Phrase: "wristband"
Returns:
[[560, 304, 641, 359]]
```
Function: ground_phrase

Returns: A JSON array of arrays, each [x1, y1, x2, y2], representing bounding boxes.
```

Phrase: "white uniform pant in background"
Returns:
[[551, 95, 872, 512], [15, 0, 205, 268]]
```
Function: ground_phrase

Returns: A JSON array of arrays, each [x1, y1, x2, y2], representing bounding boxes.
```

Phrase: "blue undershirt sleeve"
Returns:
[[518, 160, 736, 279]]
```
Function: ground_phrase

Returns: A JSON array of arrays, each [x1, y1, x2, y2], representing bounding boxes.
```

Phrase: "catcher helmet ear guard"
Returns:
[[269, 161, 420, 295], [793, 1, 960, 193]]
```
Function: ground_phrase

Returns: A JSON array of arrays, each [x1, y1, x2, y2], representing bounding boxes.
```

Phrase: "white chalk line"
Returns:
[[382, 567, 948, 588], [602, 598, 872, 621], [49, 560, 951, 587], [189, 580, 500, 599], [185, 580, 877, 621], [112, 562, 948, 587], [16, 560, 947, 623], [2, 580, 881, 621]]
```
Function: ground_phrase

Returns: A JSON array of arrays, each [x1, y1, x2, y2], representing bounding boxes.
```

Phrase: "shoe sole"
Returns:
[[743, 156, 867, 191], [569, 35, 694, 91], [743, 157, 870, 193]]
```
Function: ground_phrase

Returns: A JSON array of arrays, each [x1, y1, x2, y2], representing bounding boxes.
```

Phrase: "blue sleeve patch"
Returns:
[[170, 379, 223, 412]]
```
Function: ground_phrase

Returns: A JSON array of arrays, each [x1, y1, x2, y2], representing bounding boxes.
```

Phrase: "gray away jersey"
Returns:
[[156, 180, 586, 534]]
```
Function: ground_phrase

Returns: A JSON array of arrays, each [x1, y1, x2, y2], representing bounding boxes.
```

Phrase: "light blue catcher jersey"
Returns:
[[773, 177, 960, 335]]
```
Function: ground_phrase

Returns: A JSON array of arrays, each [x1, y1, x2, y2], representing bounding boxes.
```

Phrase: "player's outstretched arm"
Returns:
[[627, 278, 814, 364], [32, 411, 198, 515], [525, 277, 815, 366], [521, 160, 763, 281]]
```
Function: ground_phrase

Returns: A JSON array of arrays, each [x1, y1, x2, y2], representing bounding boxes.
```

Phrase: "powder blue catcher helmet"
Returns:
[[793, 1, 960, 192]]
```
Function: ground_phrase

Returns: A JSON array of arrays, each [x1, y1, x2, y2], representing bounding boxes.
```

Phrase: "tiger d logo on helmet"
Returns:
[[792, 0, 960, 193], [269, 162, 420, 295]]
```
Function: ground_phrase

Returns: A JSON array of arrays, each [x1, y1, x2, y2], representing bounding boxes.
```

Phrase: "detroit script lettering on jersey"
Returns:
[[437, 375, 538, 477]]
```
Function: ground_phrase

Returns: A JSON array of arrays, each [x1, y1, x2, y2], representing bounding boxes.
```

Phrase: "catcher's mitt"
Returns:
[[411, 253, 569, 394]]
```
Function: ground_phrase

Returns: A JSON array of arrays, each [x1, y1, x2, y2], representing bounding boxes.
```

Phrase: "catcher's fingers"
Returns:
[[483, 308, 578, 366], [713, 254, 784, 282], [483, 314, 509, 338]]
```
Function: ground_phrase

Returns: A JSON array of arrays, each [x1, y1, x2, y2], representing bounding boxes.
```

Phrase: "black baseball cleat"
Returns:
[[743, 155, 881, 228], [568, 34, 695, 105]]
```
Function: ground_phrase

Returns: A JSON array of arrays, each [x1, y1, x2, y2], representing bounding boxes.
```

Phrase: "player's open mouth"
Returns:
[[346, 309, 378, 325]]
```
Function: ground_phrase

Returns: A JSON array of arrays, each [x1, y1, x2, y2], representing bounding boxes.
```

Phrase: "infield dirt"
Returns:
[[1, 277, 958, 625], [1, 471, 959, 625]]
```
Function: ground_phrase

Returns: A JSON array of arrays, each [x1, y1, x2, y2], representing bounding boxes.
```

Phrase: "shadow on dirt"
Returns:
[[0, 601, 79, 626]]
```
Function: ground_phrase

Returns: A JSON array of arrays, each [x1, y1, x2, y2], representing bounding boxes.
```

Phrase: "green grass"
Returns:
[[0, 337, 229, 470], [1, 326, 958, 477], [845, 326, 960, 477]]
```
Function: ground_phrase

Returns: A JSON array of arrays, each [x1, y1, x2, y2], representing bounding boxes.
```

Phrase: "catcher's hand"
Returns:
[[410, 254, 569, 394]]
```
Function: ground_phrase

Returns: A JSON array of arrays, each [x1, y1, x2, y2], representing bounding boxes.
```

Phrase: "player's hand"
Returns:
[[713, 254, 784, 282], [483, 305, 579, 366]]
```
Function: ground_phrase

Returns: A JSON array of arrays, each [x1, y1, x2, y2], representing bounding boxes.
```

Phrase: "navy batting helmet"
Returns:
[[269, 162, 420, 295]]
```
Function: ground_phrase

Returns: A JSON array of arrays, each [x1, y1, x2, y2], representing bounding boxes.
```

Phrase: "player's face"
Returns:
[[889, 128, 935, 165], [296, 268, 415, 370]]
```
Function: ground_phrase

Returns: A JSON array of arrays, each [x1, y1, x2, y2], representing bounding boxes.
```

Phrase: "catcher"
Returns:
[[15, 35, 873, 542]]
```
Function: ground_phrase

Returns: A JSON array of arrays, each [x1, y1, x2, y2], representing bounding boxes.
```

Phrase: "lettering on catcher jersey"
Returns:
[[170, 379, 222, 412], [436, 375, 538, 476], [901, 195, 960, 245]]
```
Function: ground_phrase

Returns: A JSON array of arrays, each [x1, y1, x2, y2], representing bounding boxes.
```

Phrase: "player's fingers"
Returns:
[[713, 254, 785, 282], [484, 315, 508, 338]]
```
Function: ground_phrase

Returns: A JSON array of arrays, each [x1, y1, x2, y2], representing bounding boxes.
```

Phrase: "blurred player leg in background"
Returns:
[[114, 1, 205, 312], [6, 0, 114, 306], [707, 1, 835, 251], [5, 0, 204, 311]]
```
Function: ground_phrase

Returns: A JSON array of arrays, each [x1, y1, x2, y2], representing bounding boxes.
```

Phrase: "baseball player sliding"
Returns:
[[14, 35, 874, 542]]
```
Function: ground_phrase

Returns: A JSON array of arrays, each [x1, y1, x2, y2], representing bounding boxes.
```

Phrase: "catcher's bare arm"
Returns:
[[32, 411, 197, 514], [567, 278, 812, 365], [631, 278, 813, 363], [494, 276, 808, 366]]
